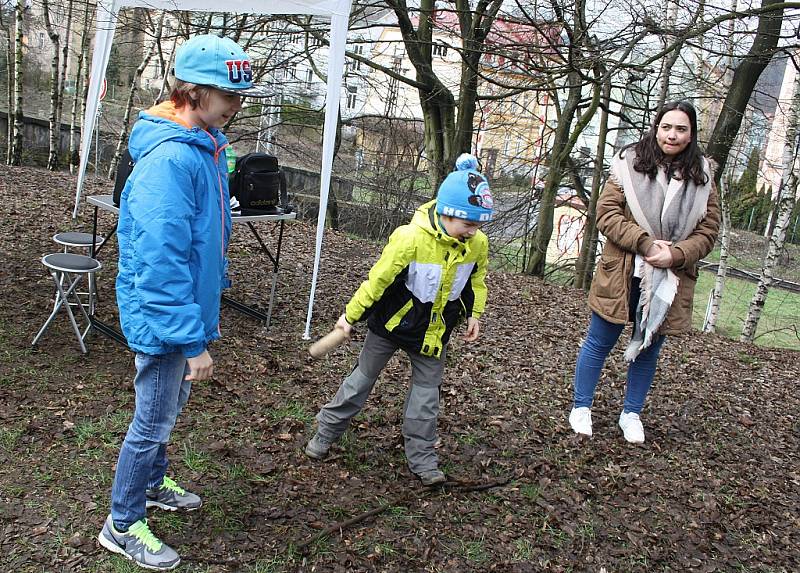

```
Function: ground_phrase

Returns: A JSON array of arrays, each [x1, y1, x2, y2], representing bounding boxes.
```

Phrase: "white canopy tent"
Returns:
[[72, 0, 353, 339]]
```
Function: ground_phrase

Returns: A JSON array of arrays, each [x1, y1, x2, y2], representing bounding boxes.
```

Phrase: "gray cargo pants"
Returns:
[[315, 329, 447, 473]]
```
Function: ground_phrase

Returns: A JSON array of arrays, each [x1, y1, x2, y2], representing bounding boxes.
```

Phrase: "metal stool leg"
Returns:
[[55, 270, 90, 354], [32, 270, 90, 353]]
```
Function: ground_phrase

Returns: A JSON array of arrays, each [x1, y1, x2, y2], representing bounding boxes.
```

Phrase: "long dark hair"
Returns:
[[623, 100, 708, 186]]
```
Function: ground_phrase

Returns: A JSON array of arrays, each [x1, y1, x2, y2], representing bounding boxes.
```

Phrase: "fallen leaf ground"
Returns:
[[1, 165, 798, 572]]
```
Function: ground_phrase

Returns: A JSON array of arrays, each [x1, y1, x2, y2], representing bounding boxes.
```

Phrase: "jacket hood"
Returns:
[[128, 101, 226, 162]]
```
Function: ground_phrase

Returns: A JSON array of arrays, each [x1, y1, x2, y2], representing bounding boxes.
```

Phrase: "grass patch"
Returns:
[[520, 483, 541, 502], [0, 426, 24, 451], [267, 400, 313, 423], [513, 537, 537, 560], [693, 270, 799, 349], [182, 442, 214, 474], [74, 412, 128, 449], [452, 536, 489, 564]]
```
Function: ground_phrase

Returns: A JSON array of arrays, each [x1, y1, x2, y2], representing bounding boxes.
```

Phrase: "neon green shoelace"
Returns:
[[128, 519, 163, 552], [161, 476, 186, 495]]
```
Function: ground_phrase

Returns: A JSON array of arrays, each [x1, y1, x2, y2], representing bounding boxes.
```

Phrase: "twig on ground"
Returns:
[[294, 475, 514, 552]]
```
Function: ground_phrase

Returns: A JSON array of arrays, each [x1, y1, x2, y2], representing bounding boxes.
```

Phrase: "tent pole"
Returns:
[[304, 11, 351, 339]]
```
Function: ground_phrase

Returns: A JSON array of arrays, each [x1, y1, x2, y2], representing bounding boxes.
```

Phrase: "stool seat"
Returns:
[[43, 253, 102, 273], [53, 232, 104, 249]]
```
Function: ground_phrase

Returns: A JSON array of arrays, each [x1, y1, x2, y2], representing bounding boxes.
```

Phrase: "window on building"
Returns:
[[351, 44, 363, 71], [347, 86, 357, 109], [305, 68, 314, 88], [288, 65, 297, 79], [433, 43, 448, 57]]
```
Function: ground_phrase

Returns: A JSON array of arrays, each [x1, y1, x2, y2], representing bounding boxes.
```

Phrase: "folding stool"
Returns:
[[53, 231, 105, 254], [52, 231, 105, 308], [32, 253, 102, 354]]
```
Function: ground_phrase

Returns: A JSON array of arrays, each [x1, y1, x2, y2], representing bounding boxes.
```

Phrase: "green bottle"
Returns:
[[226, 146, 237, 173]]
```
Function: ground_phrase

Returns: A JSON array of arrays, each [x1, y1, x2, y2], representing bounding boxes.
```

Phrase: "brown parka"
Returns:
[[587, 173, 721, 335]]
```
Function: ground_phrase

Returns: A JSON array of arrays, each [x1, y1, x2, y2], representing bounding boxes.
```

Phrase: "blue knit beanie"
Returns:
[[436, 153, 494, 222]]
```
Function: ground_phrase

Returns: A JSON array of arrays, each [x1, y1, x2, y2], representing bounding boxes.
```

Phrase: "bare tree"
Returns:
[[706, 0, 787, 183], [41, 0, 63, 169], [57, 0, 73, 136], [703, 177, 732, 333], [384, 0, 505, 189], [2, 6, 14, 163], [574, 77, 611, 289], [523, 0, 650, 277], [108, 11, 164, 178], [9, 0, 24, 166], [69, 0, 92, 173], [741, 68, 800, 342], [655, 0, 705, 109]]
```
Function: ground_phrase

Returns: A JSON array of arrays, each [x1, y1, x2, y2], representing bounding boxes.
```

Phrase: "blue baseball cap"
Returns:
[[174, 34, 270, 98]]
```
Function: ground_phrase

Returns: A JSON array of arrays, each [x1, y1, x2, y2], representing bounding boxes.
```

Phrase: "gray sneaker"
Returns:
[[98, 514, 180, 571], [145, 476, 202, 511], [304, 433, 332, 459], [416, 469, 447, 486]]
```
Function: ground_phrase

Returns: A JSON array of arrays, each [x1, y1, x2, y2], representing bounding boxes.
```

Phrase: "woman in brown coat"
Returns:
[[569, 100, 720, 443]]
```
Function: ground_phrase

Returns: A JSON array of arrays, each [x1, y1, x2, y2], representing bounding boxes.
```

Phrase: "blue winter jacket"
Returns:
[[116, 101, 232, 358]]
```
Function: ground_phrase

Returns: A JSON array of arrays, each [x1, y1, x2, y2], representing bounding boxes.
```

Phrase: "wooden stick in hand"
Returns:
[[309, 327, 349, 359]]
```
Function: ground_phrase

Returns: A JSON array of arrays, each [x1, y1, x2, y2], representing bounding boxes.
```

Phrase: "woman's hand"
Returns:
[[644, 241, 674, 268], [464, 317, 481, 342]]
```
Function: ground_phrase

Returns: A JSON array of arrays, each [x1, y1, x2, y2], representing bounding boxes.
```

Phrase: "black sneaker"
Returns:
[[97, 514, 180, 570]]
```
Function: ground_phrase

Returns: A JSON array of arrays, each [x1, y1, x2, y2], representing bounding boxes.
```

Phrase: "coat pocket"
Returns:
[[592, 255, 623, 299], [386, 299, 414, 332]]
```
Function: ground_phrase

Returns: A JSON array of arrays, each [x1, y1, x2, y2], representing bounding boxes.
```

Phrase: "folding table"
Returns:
[[87, 194, 296, 344]]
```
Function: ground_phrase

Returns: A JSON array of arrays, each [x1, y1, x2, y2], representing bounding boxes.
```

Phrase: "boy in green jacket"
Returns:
[[305, 154, 493, 485]]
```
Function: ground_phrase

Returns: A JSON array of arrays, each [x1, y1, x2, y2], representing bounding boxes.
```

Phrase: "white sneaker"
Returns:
[[568, 407, 592, 437], [618, 411, 645, 443]]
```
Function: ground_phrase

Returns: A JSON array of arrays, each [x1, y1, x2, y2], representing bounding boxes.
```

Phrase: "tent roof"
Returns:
[[106, 0, 351, 16], [75, 0, 353, 339]]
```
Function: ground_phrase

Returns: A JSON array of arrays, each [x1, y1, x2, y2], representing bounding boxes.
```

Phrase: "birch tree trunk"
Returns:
[[3, 14, 13, 164], [10, 0, 24, 166], [58, 0, 73, 130], [701, 0, 739, 333], [740, 70, 800, 342], [42, 0, 61, 170], [108, 13, 163, 178], [703, 179, 731, 332], [740, 188, 796, 342], [69, 2, 91, 173], [79, 20, 91, 150]]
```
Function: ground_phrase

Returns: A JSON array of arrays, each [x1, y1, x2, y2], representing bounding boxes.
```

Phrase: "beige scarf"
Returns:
[[611, 151, 712, 362]]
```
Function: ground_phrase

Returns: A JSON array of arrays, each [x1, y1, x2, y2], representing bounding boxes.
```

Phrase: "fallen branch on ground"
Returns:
[[294, 475, 513, 552]]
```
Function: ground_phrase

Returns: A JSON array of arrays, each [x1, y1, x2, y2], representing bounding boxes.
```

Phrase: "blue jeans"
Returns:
[[111, 352, 191, 531], [573, 312, 666, 415]]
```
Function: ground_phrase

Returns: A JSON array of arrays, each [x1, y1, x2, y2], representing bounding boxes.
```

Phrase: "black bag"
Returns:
[[112, 148, 136, 207], [229, 152, 290, 215]]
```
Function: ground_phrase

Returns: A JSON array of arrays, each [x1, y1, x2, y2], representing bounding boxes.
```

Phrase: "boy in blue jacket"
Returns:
[[305, 154, 494, 486], [98, 35, 268, 570]]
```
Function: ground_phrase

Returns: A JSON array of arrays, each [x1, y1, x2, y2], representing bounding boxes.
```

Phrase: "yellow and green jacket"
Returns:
[[345, 200, 489, 358]]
